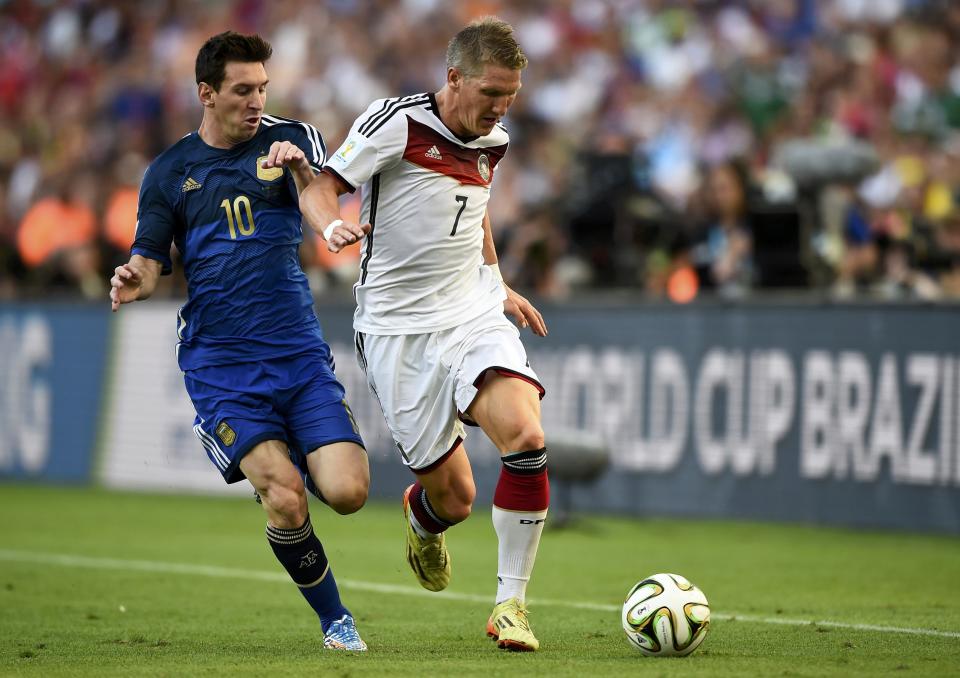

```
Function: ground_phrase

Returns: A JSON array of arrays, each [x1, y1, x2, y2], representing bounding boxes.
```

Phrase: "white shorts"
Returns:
[[355, 305, 544, 471]]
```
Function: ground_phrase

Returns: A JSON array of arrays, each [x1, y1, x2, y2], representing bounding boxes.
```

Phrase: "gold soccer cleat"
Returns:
[[486, 597, 540, 652], [402, 484, 451, 592]]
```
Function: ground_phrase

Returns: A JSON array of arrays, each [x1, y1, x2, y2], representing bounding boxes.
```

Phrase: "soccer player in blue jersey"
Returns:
[[108, 32, 369, 651]]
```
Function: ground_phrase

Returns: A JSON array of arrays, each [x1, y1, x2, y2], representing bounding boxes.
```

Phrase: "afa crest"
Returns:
[[256, 156, 284, 181], [215, 420, 237, 446]]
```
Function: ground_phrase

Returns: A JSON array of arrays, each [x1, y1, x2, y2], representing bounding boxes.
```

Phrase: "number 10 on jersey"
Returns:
[[221, 195, 256, 239]]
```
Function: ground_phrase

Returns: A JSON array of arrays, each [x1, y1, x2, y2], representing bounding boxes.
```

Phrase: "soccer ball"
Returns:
[[621, 573, 710, 657]]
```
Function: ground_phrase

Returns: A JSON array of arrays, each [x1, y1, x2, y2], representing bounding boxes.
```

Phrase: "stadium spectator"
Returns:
[[691, 160, 754, 297], [3, 0, 960, 301], [936, 210, 960, 296], [16, 173, 101, 297], [102, 153, 149, 268], [0, 173, 21, 299]]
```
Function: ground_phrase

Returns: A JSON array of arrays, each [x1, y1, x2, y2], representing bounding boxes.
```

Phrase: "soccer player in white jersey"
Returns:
[[299, 17, 549, 651]]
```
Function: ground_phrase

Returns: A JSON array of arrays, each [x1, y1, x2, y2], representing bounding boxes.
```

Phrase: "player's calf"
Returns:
[[266, 514, 361, 643], [492, 448, 549, 609], [416, 476, 474, 525], [245, 449, 361, 643]]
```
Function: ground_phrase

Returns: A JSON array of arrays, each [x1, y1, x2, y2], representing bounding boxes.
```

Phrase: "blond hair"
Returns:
[[445, 16, 528, 77]]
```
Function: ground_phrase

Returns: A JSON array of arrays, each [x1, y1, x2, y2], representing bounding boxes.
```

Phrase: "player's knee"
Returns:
[[268, 489, 309, 527], [256, 473, 308, 526], [326, 481, 368, 515], [509, 419, 545, 453]]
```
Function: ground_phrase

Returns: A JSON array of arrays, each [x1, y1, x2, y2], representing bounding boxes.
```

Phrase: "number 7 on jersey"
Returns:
[[451, 195, 468, 236]]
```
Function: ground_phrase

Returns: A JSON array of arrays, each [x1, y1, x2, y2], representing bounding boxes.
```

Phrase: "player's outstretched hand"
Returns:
[[504, 285, 547, 337], [327, 221, 371, 253], [261, 140, 309, 171], [109, 263, 144, 312]]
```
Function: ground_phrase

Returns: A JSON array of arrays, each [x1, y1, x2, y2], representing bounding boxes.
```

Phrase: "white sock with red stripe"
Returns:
[[492, 448, 549, 604]]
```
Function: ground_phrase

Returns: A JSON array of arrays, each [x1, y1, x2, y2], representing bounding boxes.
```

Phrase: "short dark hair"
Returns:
[[195, 31, 272, 91], [446, 16, 527, 78]]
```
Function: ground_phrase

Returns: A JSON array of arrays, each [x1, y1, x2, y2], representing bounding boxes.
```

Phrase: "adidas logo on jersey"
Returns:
[[425, 145, 442, 160], [181, 177, 202, 193]]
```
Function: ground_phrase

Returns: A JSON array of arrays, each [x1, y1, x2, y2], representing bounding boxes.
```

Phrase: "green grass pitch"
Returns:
[[1, 484, 958, 676]]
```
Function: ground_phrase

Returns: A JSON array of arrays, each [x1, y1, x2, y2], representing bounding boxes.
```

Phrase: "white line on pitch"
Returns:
[[1, 549, 958, 640]]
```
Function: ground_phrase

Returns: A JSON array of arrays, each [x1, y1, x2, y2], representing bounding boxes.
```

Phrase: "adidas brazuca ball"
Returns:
[[621, 573, 710, 656]]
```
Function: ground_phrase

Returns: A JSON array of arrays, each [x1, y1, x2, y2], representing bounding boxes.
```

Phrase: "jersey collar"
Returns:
[[427, 92, 480, 145]]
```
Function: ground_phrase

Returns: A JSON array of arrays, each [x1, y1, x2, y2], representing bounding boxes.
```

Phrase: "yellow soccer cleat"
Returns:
[[402, 484, 451, 592], [485, 598, 540, 652]]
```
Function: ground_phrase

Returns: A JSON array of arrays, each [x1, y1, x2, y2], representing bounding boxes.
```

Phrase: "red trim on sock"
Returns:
[[412, 436, 463, 475], [493, 467, 549, 512], [408, 481, 449, 534]]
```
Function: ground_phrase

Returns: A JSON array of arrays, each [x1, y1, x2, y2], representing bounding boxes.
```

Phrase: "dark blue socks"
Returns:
[[266, 515, 349, 632]]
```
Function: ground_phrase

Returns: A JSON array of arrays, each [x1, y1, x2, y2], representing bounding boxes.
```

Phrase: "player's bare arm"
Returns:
[[482, 210, 547, 337], [299, 171, 370, 253], [261, 140, 315, 195], [109, 255, 162, 312]]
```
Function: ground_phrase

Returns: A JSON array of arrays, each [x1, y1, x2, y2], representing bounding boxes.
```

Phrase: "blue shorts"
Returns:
[[184, 348, 365, 484]]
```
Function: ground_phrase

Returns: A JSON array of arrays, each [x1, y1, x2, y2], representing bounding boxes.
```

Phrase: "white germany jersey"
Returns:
[[324, 92, 508, 335]]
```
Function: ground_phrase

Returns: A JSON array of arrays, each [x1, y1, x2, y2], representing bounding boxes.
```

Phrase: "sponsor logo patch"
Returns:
[[181, 177, 202, 192]]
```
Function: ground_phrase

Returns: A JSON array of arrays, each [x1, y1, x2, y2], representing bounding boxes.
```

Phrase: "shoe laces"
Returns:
[[418, 536, 447, 568], [504, 600, 532, 632], [327, 615, 362, 644]]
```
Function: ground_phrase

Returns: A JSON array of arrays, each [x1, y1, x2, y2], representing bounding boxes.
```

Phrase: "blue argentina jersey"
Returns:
[[132, 115, 327, 371]]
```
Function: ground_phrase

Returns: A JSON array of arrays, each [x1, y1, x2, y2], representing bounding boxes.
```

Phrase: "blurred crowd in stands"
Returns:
[[2, 0, 960, 302]]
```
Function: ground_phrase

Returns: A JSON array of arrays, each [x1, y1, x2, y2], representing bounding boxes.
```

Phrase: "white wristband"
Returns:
[[488, 263, 503, 282], [322, 219, 343, 241]]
